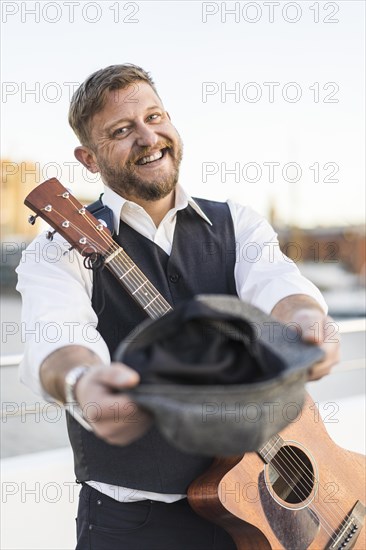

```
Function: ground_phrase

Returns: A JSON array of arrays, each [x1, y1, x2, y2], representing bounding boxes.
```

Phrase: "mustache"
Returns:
[[128, 140, 174, 165]]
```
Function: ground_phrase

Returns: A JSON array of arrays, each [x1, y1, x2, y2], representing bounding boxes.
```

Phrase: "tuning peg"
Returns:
[[63, 246, 74, 256], [46, 230, 56, 241], [28, 214, 39, 225]]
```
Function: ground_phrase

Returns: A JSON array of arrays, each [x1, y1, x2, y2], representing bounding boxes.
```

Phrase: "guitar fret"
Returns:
[[143, 295, 159, 310], [127, 279, 157, 303], [258, 434, 283, 464], [104, 248, 123, 264], [119, 265, 136, 279], [107, 253, 170, 318], [132, 280, 147, 295]]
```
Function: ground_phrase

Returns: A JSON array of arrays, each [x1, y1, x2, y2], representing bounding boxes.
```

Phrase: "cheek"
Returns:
[[160, 120, 178, 136], [168, 125, 182, 146], [99, 142, 130, 164]]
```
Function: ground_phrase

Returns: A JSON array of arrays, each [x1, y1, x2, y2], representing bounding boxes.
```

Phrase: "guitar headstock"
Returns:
[[24, 178, 113, 257]]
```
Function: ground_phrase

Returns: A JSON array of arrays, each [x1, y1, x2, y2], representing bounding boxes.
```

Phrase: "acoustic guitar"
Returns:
[[188, 393, 366, 549], [25, 178, 365, 550]]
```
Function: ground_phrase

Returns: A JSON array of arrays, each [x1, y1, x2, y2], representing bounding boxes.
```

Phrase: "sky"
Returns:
[[1, 0, 365, 227]]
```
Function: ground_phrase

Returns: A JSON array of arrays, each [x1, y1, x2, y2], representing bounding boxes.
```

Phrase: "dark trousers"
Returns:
[[76, 484, 237, 550]]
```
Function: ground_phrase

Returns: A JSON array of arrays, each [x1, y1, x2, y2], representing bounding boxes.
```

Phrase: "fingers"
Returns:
[[307, 350, 337, 381], [289, 308, 341, 381], [73, 363, 152, 445], [309, 336, 341, 380], [308, 364, 332, 381]]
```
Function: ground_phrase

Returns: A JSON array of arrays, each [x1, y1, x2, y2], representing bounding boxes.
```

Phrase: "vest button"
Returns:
[[169, 274, 180, 283]]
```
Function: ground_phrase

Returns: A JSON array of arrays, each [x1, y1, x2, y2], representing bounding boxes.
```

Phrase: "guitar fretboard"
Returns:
[[258, 434, 284, 464], [104, 246, 173, 320]]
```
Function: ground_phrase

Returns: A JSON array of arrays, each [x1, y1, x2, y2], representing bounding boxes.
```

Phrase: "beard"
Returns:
[[97, 138, 183, 202]]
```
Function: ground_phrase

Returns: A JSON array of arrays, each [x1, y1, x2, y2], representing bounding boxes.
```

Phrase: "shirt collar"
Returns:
[[102, 183, 213, 234]]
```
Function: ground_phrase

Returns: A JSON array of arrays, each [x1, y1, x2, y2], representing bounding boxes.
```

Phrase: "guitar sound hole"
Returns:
[[267, 445, 314, 504]]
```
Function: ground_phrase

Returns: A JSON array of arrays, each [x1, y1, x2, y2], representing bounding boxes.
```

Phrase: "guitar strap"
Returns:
[[86, 193, 115, 234], [85, 194, 115, 316]]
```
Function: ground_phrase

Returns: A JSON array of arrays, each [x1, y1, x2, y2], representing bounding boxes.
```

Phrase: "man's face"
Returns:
[[87, 81, 183, 202]]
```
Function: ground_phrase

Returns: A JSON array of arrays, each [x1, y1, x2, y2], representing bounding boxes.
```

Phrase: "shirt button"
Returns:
[[169, 274, 180, 283]]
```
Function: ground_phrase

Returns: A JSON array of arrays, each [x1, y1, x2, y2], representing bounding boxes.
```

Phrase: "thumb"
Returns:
[[99, 363, 141, 389]]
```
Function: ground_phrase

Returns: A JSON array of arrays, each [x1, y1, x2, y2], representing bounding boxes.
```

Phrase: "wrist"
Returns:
[[64, 365, 90, 405], [40, 346, 101, 403], [63, 365, 93, 431]]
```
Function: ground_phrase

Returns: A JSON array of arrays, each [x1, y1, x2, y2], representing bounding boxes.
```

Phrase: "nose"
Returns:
[[135, 122, 159, 148]]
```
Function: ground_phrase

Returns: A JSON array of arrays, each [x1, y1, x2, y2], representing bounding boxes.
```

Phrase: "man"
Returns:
[[17, 64, 339, 550]]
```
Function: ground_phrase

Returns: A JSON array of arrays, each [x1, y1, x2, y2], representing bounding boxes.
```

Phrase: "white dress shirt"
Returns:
[[16, 183, 327, 502]]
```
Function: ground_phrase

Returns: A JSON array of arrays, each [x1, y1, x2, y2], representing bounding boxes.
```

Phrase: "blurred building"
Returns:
[[1, 159, 40, 288], [0, 159, 91, 288], [277, 224, 366, 318], [278, 225, 366, 280], [1, 159, 41, 240]]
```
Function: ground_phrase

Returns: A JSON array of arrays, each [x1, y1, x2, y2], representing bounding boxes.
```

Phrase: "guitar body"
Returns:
[[188, 394, 366, 549]]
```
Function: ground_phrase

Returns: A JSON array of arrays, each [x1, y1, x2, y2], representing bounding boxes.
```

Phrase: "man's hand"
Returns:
[[271, 294, 340, 381], [290, 309, 340, 380], [40, 346, 152, 446], [74, 362, 152, 445]]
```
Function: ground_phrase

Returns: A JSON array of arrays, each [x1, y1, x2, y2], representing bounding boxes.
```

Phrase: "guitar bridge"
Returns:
[[328, 500, 365, 549]]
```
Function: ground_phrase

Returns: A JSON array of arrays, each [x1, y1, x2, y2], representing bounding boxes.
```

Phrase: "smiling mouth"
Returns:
[[135, 148, 169, 166]]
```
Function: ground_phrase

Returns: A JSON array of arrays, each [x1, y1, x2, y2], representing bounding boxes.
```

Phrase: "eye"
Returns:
[[147, 113, 161, 122], [112, 127, 129, 138]]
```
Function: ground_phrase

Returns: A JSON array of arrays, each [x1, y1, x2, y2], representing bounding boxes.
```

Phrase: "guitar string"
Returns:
[[261, 436, 349, 532], [267, 455, 338, 543], [46, 207, 166, 320], [260, 443, 342, 543], [261, 439, 350, 540], [267, 435, 351, 531], [65, 197, 172, 319], [276, 440, 352, 537], [50, 195, 349, 542], [260, 438, 340, 541], [51, 200, 171, 319]]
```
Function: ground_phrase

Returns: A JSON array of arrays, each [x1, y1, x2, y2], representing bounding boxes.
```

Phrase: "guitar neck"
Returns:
[[103, 245, 173, 320], [257, 434, 284, 464], [23, 178, 173, 321]]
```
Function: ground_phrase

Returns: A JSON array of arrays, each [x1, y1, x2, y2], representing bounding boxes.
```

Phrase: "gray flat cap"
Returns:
[[115, 295, 324, 456]]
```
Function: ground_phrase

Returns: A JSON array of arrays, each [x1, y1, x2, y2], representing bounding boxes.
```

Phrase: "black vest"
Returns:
[[66, 199, 238, 493]]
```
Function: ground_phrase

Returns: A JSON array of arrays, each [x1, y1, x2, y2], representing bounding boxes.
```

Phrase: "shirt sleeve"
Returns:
[[227, 200, 328, 315], [16, 231, 111, 400]]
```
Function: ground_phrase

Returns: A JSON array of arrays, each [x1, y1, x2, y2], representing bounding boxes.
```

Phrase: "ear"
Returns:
[[74, 146, 100, 173]]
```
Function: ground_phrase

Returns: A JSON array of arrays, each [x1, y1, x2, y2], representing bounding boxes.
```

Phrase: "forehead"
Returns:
[[91, 81, 163, 129]]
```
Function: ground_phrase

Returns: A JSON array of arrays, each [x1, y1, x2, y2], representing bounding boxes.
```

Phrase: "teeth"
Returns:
[[138, 150, 163, 165]]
